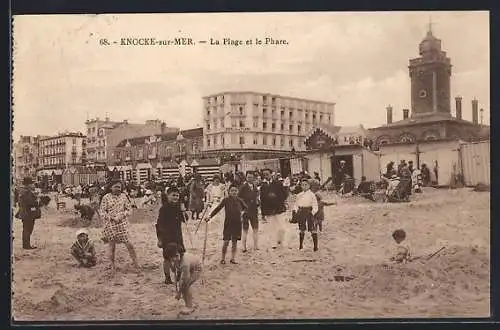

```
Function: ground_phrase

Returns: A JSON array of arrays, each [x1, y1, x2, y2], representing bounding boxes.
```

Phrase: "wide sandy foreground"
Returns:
[[12, 187, 490, 321]]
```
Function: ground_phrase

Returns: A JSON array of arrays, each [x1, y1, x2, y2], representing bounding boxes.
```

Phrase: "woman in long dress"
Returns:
[[188, 175, 205, 220], [99, 180, 140, 272]]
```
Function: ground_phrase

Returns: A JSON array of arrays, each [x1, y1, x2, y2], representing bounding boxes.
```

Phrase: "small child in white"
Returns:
[[164, 243, 202, 315], [390, 229, 411, 263], [70, 228, 97, 268]]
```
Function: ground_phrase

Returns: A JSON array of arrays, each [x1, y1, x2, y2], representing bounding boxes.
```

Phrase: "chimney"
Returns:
[[403, 108, 409, 120], [386, 105, 393, 124], [472, 99, 478, 125], [161, 122, 166, 135], [455, 96, 462, 120], [123, 119, 128, 125]]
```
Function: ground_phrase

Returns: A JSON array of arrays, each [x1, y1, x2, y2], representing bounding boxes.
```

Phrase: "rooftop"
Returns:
[[202, 91, 336, 105], [116, 127, 203, 147]]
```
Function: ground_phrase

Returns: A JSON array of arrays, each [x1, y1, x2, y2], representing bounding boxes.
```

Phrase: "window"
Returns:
[[272, 109, 276, 117], [289, 111, 293, 118], [280, 138, 284, 147], [263, 135, 267, 144], [239, 107, 244, 115], [253, 135, 258, 145], [272, 137, 276, 146], [297, 125, 301, 133], [280, 123, 284, 131], [73, 138, 76, 145], [207, 123, 211, 130], [239, 136, 245, 145], [207, 138, 211, 147], [320, 114, 323, 121], [263, 122, 267, 130], [239, 121, 245, 128], [305, 112, 309, 119], [222, 136, 225, 145], [207, 109, 210, 116], [280, 110, 284, 118], [232, 120, 237, 128], [289, 124, 293, 132], [263, 108, 267, 116], [87, 128, 91, 134], [220, 119, 225, 128], [289, 139, 294, 147], [253, 119, 258, 128], [328, 115, 331, 123], [313, 114, 316, 121], [271, 97, 276, 103], [271, 123, 276, 132], [263, 95, 267, 103]]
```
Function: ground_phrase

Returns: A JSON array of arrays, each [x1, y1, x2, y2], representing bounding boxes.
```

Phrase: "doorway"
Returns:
[[331, 155, 354, 178]]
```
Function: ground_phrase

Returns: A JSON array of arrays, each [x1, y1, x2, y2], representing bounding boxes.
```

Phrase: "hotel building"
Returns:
[[202, 91, 335, 160]]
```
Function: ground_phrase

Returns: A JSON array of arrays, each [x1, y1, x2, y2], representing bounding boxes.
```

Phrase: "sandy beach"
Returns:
[[12, 187, 490, 321]]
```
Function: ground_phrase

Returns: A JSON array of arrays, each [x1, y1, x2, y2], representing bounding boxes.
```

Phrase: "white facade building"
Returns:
[[202, 91, 335, 158]]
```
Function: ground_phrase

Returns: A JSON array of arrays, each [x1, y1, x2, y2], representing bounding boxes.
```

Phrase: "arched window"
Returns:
[[399, 133, 416, 143]]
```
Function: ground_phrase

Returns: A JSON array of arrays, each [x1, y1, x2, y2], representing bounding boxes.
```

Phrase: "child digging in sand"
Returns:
[[390, 229, 411, 263], [205, 184, 247, 264], [164, 243, 202, 315], [71, 229, 97, 268]]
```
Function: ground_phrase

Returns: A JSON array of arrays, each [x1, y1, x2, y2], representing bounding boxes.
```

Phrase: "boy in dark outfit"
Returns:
[[259, 169, 288, 249], [205, 184, 247, 264], [156, 186, 186, 284], [238, 171, 260, 252]]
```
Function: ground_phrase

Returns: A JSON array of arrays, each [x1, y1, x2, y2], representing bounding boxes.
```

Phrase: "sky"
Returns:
[[12, 11, 489, 141]]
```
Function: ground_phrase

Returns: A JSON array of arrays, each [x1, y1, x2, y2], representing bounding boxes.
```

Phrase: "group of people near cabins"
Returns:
[[15, 167, 415, 316]]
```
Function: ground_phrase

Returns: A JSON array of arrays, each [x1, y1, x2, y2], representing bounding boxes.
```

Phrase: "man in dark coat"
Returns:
[[156, 186, 186, 284], [17, 177, 40, 249], [238, 171, 260, 252], [260, 169, 287, 249]]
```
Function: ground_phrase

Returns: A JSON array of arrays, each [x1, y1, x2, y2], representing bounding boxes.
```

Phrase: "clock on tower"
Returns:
[[408, 25, 452, 117]]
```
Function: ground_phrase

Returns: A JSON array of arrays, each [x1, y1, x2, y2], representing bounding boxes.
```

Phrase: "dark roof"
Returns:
[[116, 127, 203, 147], [369, 113, 478, 130]]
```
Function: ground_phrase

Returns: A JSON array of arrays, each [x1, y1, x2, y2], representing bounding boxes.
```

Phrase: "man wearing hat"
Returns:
[[16, 177, 40, 249]]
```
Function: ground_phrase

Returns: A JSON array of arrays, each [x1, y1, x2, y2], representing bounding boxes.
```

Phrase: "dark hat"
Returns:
[[22, 177, 34, 185], [166, 186, 179, 195]]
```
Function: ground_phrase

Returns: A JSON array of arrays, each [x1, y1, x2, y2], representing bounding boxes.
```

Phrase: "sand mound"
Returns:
[[34, 285, 110, 314], [344, 246, 489, 302]]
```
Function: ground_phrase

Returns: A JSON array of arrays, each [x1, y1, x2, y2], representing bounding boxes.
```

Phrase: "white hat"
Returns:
[[76, 228, 89, 238]]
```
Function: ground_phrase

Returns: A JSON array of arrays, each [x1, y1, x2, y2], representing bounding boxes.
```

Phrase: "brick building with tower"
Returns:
[[367, 25, 490, 149]]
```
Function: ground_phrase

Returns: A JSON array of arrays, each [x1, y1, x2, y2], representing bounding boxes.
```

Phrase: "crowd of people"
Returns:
[[15, 162, 428, 315]]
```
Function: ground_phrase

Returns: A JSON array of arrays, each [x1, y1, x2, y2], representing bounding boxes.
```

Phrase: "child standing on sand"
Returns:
[[70, 229, 97, 268], [164, 242, 202, 315], [292, 179, 319, 251], [390, 229, 411, 263], [205, 184, 247, 264]]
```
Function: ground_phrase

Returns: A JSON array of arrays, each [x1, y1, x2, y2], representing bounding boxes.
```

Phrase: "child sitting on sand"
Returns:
[[390, 229, 410, 263], [70, 228, 97, 268], [164, 242, 202, 315]]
